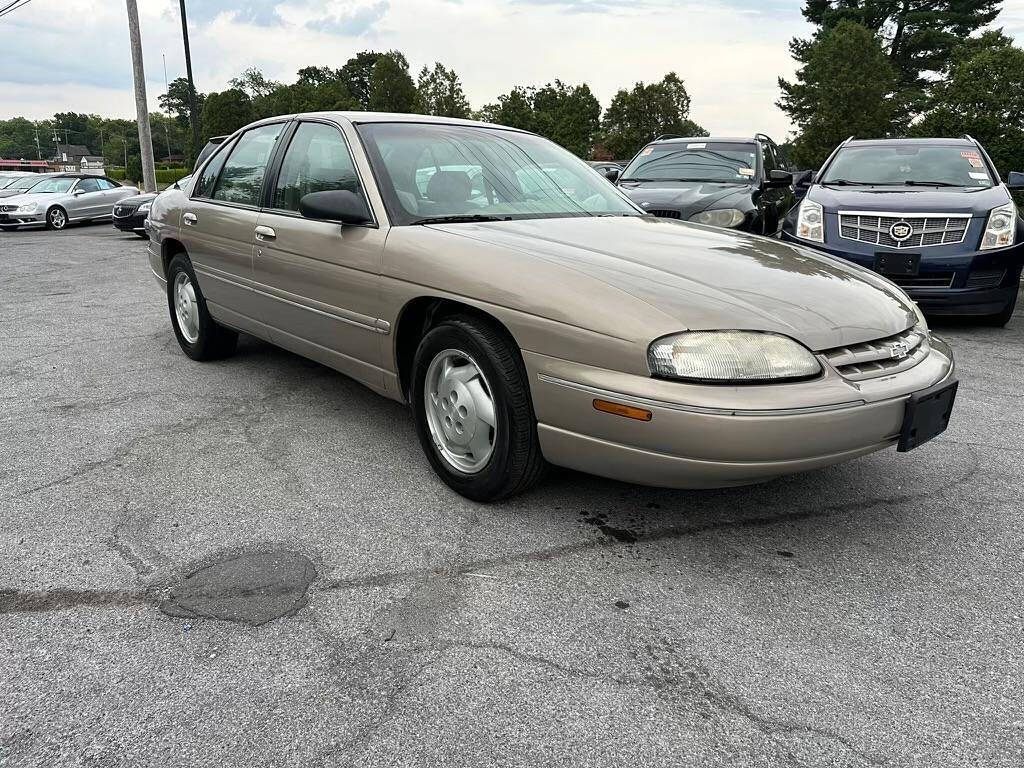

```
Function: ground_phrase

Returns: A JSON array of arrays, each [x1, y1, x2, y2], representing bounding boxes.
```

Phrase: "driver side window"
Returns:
[[271, 122, 364, 213], [76, 178, 100, 193]]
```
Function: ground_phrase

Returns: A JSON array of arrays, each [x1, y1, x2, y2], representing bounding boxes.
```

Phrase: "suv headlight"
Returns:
[[649, 331, 821, 383], [980, 203, 1016, 250], [138, 202, 151, 213], [795, 199, 824, 242], [689, 208, 745, 228], [16, 203, 37, 213]]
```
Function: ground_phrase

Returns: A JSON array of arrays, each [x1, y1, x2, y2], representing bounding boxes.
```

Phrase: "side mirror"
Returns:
[[604, 169, 620, 182], [1006, 171, 1024, 191], [73, 189, 87, 196], [299, 190, 371, 225], [765, 170, 793, 188]]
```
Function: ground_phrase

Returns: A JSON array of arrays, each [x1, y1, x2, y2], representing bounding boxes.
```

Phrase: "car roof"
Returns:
[[844, 137, 976, 147], [243, 111, 529, 135], [654, 137, 760, 145]]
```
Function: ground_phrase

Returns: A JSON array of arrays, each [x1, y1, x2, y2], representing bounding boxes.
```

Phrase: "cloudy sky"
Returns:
[[2, 0, 1024, 141]]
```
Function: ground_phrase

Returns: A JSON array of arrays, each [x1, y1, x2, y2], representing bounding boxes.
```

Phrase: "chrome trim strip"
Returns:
[[536, 373, 867, 416], [837, 210, 972, 218], [192, 265, 388, 335]]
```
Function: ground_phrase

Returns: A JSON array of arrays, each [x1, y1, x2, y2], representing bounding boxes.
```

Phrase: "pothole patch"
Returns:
[[161, 550, 317, 626]]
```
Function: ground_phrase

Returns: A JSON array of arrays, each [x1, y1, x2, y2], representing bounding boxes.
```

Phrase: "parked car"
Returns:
[[0, 173, 140, 231], [782, 136, 1024, 326], [616, 134, 795, 235], [587, 161, 623, 179], [0, 172, 59, 199], [147, 113, 956, 501]]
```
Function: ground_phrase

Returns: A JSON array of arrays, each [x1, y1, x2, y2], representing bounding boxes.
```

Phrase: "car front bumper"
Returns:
[[781, 232, 1023, 315], [0, 211, 44, 225], [113, 212, 147, 232], [523, 335, 955, 488]]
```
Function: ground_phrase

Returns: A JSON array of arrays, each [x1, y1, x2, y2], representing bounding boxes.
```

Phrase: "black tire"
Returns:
[[45, 206, 68, 230], [411, 315, 546, 502], [981, 290, 1017, 327], [166, 254, 238, 361]]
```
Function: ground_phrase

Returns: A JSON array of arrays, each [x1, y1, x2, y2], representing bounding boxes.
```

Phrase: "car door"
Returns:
[[180, 122, 287, 339], [251, 119, 387, 389], [97, 178, 127, 212], [69, 177, 105, 219]]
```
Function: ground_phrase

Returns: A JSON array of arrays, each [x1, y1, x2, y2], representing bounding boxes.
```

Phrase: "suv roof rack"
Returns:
[[652, 134, 688, 142], [961, 133, 976, 143]]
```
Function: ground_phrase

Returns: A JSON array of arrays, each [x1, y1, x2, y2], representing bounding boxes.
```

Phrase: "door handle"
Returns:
[[183, 212, 197, 226], [254, 225, 276, 241]]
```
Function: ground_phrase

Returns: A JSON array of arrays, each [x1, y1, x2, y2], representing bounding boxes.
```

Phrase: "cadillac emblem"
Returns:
[[889, 221, 913, 242]]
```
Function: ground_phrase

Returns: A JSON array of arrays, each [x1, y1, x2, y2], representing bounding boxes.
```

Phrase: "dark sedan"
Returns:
[[112, 193, 156, 238]]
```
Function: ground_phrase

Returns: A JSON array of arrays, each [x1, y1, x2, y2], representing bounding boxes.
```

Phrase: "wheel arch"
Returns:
[[393, 296, 520, 401], [160, 237, 188, 277]]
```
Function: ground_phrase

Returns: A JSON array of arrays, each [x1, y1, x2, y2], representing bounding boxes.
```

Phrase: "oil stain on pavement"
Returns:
[[160, 550, 317, 626]]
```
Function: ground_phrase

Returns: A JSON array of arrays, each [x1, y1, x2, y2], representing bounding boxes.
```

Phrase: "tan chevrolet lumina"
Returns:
[[147, 112, 957, 501]]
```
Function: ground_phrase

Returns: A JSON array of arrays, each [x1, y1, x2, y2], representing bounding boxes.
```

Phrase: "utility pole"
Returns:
[[33, 123, 41, 160], [162, 53, 173, 163], [178, 0, 201, 164], [126, 0, 157, 191]]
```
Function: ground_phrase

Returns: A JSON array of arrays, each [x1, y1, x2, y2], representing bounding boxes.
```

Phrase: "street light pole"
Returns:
[[178, 0, 201, 164], [126, 0, 157, 192]]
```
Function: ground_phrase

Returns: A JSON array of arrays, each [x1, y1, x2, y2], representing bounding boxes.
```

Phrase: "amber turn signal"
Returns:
[[592, 399, 653, 421]]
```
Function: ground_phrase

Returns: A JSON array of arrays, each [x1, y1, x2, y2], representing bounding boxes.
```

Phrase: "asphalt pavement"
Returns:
[[1, 223, 1022, 767]]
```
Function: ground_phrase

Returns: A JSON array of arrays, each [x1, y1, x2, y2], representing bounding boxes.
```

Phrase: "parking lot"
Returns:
[[1, 223, 1022, 767]]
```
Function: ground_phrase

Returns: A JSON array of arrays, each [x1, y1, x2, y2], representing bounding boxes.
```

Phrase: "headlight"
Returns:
[[795, 198, 824, 242], [980, 203, 1016, 250], [648, 331, 821, 383], [688, 208, 745, 228], [138, 202, 151, 213], [16, 203, 37, 213]]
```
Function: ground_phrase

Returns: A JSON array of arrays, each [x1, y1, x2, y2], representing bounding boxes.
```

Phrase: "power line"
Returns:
[[0, 0, 34, 20]]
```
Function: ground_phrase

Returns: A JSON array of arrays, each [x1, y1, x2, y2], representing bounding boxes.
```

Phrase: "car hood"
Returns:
[[433, 216, 916, 351], [116, 193, 157, 207], [0, 192, 61, 206], [809, 183, 1008, 215], [0, 189, 30, 199], [618, 181, 753, 216]]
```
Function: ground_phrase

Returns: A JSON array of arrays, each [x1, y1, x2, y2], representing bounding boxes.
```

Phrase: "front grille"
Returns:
[[966, 269, 1005, 289], [822, 327, 929, 381], [648, 209, 681, 220], [839, 212, 969, 249], [887, 272, 956, 288], [0, 205, 16, 212], [113, 206, 135, 217]]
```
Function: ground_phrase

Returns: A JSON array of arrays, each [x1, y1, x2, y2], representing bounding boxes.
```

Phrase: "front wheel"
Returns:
[[45, 206, 68, 230], [166, 254, 238, 360], [411, 316, 546, 502]]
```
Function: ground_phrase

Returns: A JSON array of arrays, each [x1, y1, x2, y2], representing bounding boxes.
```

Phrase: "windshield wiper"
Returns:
[[410, 214, 510, 225], [902, 180, 961, 187], [823, 179, 870, 186]]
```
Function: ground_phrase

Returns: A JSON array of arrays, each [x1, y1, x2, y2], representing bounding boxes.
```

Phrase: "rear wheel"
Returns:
[[166, 254, 238, 360], [45, 206, 68, 230], [411, 315, 545, 501]]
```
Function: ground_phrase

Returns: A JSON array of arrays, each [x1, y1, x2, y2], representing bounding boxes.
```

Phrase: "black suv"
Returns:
[[782, 137, 1024, 326], [614, 134, 795, 236]]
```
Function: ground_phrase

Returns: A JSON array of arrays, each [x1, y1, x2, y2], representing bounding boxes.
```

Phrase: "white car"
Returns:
[[0, 173, 140, 231]]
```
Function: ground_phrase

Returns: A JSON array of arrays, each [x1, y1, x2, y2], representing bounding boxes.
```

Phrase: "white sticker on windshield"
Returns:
[[969, 172, 989, 179], [738, 168, 755, 176], [687, 143, 706, 149]]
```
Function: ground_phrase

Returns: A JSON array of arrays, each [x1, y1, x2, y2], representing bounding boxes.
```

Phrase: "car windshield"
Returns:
[[619, 142, 759, 183], [27, 178, 76, 194], [821, 145, 994, 187], [6, 175, 49, 191], [357, 122, 641, 224]]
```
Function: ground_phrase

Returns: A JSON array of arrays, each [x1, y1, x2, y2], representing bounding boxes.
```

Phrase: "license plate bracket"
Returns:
[[897, 379, 958, 452], [875, 252, 921, 276]]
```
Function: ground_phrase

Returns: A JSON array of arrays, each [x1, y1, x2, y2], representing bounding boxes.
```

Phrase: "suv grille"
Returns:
[[647, 209, 681, 220], [822, 327, 929, 381], [838, 212, 969, 249], [966, 269, 1005, 289], [113, 205, 135, 217]]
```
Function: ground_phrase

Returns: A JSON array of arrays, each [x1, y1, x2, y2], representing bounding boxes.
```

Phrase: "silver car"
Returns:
[[0, 173, 140, 231], [0, 172, 59, 200]]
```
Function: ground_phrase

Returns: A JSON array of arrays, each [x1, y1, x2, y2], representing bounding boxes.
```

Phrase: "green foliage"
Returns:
[[126, 154, 143, 185], [793, 0, 1001, 110], [200, 89, 253, 142], [229, 67, 281, 100], [915, 34, 1024, 179], [155, 168, 190, 184], [479, 81, 602, 157], [340, 51, 385, 110], [779, 20, 901, 168], [416, 63, 471, 119], [600, 73, 707, 160], [108, 168, 126, 180], [368, 51, 418, 113]]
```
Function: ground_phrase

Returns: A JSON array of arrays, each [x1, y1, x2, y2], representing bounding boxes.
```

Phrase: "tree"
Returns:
[[159, 77, 206, 129], [789, 0, 1001, 108], [416, 63, 471, 118], [0, 117, 41, 159], [915, 35, 1024, 178], [779, 20, 901, 168], [340, 51, 385, 110], [229, 67, 281, 100], [530, 81, 601, 158], [200, 89, 253, 141], [478, 87, 535, 132], [601, 73, 707, 159], [368, 51, 418, 113]]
